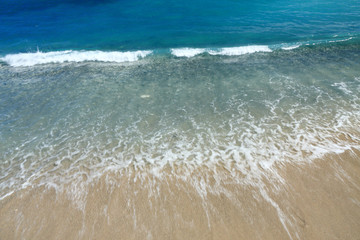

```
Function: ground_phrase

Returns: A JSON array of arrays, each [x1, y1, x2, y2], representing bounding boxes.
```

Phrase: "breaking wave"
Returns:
[[0, 36, 357, 67], [0, 50, 153, 67]]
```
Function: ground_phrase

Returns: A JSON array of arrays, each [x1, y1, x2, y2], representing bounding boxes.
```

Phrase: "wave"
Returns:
[[2, 46, 273, 67], [281, 44, 301, 50], [170, 48, 206, 57], [171, 45, 272, 58], [0, 50, 152, 67], [0, 36, 357, 67], [209, 45, 272, 56]]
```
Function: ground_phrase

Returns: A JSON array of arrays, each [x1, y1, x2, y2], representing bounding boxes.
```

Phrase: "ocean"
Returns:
[[1, 0, 360, 239]]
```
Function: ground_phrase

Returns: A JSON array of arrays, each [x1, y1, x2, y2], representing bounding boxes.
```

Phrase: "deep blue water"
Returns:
[[1, 0, 359, 54]]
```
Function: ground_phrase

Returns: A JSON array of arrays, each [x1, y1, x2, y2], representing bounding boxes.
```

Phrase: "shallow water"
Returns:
[[1, 41, 360, 202]]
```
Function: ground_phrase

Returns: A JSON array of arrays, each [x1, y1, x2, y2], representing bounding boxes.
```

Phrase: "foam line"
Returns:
[[170, 48, 206, 57], [208, 45, 272, 55], [171, 45, 272, 57], [0, 50, 152, 67], [281, 45, 301, 50], [0, 36, 356, 67]]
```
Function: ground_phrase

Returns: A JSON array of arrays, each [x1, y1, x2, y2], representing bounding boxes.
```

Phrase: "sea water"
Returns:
[[0, 0, 360, 211]]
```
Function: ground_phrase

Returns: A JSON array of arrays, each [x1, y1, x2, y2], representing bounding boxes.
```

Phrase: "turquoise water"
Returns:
[[0, 0, 360, 199], [0, 0, 359, 53]]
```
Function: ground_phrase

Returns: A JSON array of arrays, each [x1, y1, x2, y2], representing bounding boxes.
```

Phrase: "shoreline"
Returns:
[[1, 149, 360, 240]]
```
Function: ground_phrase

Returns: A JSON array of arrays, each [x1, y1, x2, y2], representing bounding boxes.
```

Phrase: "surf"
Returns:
[[1, 36, 357, 67]]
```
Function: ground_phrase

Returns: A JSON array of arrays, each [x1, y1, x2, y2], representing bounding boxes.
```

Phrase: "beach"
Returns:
[[1, 149, 360, 239], [1, 1, 360, 239]]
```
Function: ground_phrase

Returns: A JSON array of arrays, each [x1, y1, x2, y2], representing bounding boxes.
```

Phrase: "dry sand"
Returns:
[[1, 148, 360, 240]]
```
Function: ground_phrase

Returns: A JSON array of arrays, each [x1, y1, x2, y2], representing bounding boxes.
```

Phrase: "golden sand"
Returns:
[[1, 149, 360, 240]]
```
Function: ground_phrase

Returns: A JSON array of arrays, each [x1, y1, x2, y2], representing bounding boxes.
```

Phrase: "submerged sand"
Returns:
[[1, 149, 360, 240]]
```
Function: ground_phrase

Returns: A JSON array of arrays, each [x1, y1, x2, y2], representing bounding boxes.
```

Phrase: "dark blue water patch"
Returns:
[[0, 0, 118, 15]]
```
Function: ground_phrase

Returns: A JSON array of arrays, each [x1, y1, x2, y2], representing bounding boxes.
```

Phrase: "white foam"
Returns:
[[208, 45, 272, 56], [329, 37, 353, 43], [332, 82, 352, 94], [171, 45, 272, 57], [171, 48, 206, 57], [0, 50, 152, 67], [281, 45, 300, 50]]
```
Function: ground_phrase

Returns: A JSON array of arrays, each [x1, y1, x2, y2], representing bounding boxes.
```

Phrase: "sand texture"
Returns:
[[1, 149, 360, 240]]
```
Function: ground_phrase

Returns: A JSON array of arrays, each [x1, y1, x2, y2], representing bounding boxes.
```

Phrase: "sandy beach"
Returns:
[[1, 148, 360, 240]]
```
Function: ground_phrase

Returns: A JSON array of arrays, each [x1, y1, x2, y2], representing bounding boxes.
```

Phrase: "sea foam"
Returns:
[[281, 45, 301, 50], [208, 45, 272, 55], [1, 37, 355, 67], [171, 45, 272, 58], [171, 48, 206, 57], [0, 50, 152, 67]]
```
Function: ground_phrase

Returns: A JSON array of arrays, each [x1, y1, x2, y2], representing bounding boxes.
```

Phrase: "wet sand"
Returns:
[[1, 149, 360, 240]]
